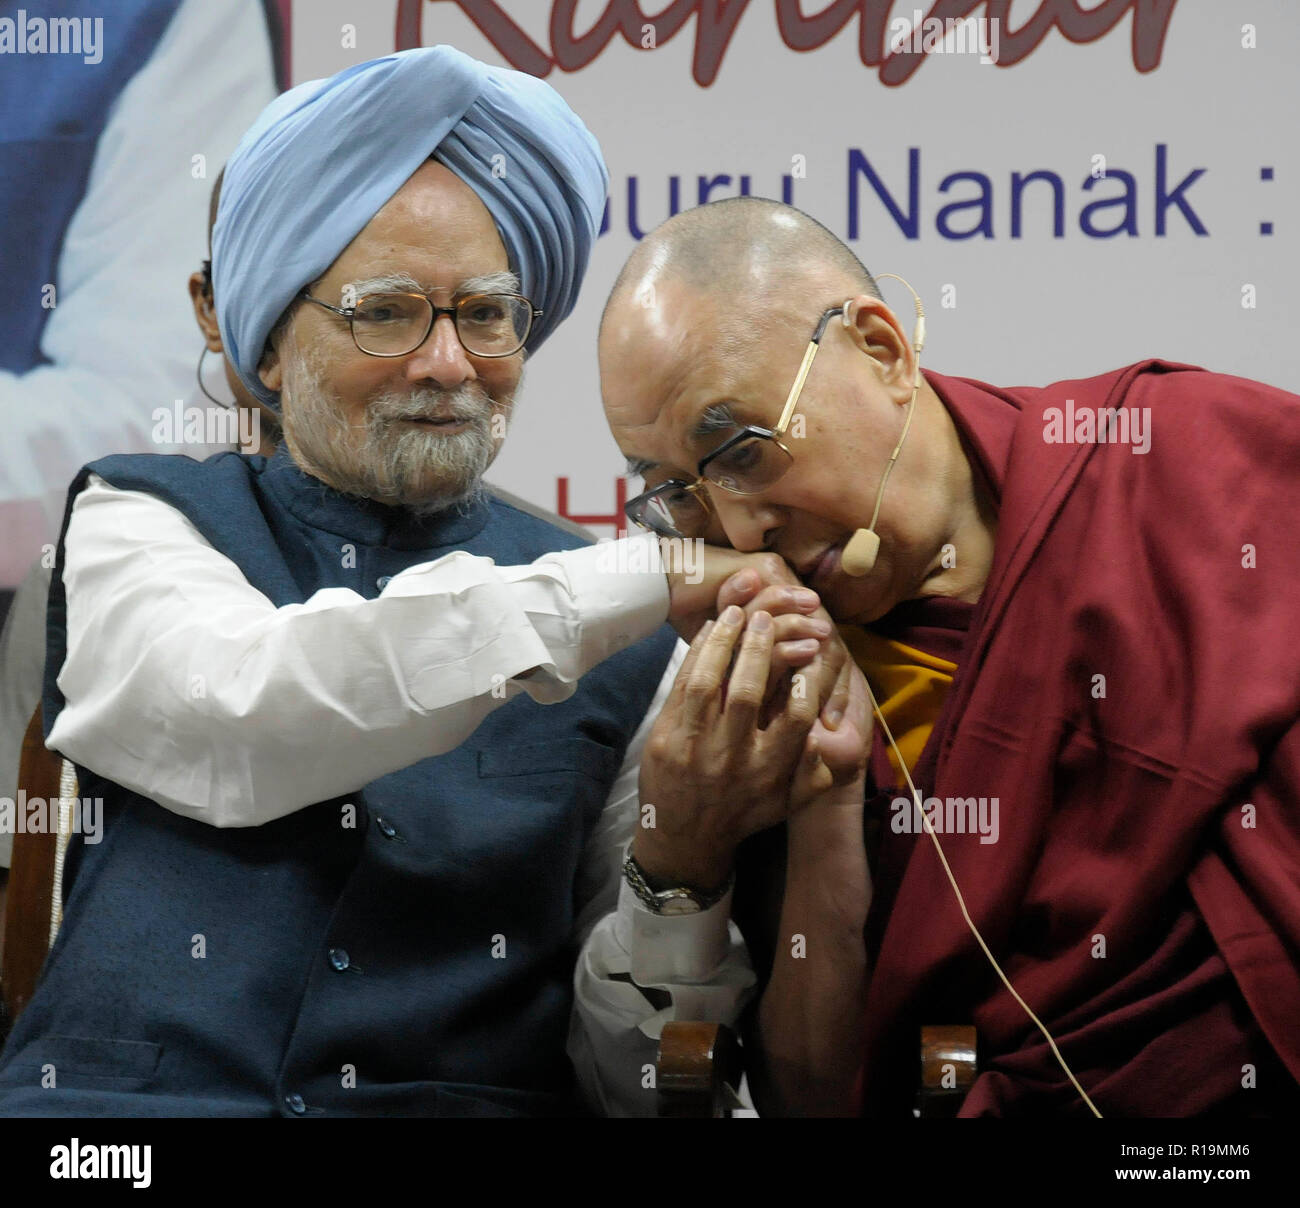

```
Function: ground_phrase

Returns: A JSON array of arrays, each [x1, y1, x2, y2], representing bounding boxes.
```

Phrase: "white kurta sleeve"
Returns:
[[47, 476, 669, 826], [567, 642, 758, 1118]]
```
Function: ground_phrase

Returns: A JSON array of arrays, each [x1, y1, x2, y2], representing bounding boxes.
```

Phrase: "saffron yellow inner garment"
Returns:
[[839, 626, 957, 783]]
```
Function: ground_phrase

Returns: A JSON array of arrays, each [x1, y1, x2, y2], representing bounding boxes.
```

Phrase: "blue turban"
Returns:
[[212, 45, 608, 410]]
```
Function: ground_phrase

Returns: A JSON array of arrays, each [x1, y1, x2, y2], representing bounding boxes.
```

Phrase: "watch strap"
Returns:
[[623, 850, 733, 914]]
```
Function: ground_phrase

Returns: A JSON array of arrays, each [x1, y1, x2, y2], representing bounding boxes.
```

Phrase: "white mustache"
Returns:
[[363, 387, 494, 428]]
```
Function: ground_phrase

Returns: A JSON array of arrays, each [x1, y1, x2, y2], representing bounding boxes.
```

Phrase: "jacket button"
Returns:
[[375, 815, 398, 839], [285, 1093, 307, 1115], [376, 575, 392, 590], [328, 947, 350, 972]]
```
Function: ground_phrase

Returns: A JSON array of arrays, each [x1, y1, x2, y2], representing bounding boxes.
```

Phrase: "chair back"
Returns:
[[1, 706, 75, 1028]]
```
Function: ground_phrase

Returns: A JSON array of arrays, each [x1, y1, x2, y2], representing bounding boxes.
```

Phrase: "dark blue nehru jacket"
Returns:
[[0, 446, 677, 1116]]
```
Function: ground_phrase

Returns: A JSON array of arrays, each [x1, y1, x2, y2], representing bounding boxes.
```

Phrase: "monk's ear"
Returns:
[[841, 294, 912, 397]]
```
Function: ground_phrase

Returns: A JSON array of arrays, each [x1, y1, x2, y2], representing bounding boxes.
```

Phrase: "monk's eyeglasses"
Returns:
[[624, 306, 845, 539], [298, 288, 542, 359]]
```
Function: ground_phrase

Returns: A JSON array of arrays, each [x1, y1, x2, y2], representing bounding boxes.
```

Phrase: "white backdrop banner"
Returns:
[[289, 0, 1295, 537]]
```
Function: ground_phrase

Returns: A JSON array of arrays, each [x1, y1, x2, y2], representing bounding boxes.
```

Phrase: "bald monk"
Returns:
[[574, 196, 1300, 1117]]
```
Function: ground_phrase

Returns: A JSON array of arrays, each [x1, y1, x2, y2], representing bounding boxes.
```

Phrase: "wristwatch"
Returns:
[[623, 850, 733, 916]]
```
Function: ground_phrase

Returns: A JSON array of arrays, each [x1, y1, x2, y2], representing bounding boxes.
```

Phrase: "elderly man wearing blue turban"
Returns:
[[0, 47, 836, 1117]]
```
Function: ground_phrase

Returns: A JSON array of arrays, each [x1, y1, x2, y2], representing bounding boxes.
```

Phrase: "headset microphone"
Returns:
[[840, 273, 926, 577], [841, 526, 882, 577]]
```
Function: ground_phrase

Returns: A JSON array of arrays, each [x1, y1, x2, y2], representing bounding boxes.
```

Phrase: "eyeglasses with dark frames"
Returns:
[[624, 305, 846, 539], [298, 288, 543, 359]]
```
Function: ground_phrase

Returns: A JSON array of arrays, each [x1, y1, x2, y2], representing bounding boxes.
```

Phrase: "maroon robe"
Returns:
[[859, 359, 1300, 1117]]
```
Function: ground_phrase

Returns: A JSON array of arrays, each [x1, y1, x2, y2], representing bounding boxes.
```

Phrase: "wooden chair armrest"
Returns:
[[656, 1021, 743, 1118], [916, 1024, 979, 1117], [1, 707, 63, 1027], [652, 1020, 976, 1117]]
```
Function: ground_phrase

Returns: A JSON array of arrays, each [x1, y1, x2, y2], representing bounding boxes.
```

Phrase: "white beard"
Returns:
[[279, 341, 512, 517]]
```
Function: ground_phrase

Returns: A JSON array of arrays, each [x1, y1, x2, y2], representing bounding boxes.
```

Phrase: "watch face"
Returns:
[[656, 892, 703, 916]]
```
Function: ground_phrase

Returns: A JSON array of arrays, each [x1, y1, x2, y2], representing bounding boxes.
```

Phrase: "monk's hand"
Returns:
[[789, 653, 873, 811], [725, 579, 872, 809], [716, 572, 849, 698], [634, 604, 832, 892], [665, 548, 827, 674], [715, 569, 865, 755]]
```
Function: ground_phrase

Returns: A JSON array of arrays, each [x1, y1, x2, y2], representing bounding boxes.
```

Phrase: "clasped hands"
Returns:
[[635, 548, 873, 891]]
